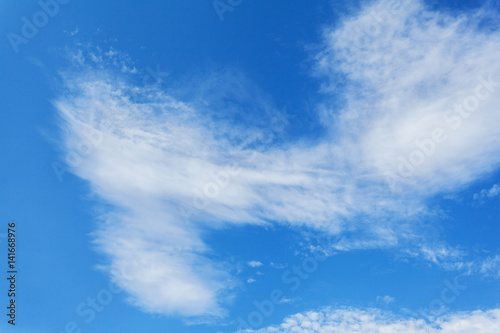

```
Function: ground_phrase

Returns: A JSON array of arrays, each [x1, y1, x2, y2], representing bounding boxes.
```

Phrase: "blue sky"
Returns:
[[1, 0, 500, 332]]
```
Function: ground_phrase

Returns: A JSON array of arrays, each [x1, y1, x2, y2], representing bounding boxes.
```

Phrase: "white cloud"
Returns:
[[247, 261, 264, 268], [480, 255, 500, 278], [474, 184, 500, 201], [244, 307, 500, 333], [64, 27, 79, 37], [247, 278, 256, 284], [402, 245, 500, 277], [270, 262, 287, 269], [417, 245, 465, 266], [316, 0, 500, 196], [376, 295, 395, 305], [54, 0, 500, 318]]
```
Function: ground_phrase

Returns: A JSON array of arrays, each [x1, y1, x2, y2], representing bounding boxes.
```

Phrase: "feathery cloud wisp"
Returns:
[[54, 0, 500, 317]]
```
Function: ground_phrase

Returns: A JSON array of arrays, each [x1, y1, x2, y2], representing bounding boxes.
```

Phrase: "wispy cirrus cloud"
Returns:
[[54, 0, 500, 318]]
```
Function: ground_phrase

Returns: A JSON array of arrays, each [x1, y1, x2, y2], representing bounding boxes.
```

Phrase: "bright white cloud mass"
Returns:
[[54, 0, 500, 321]]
